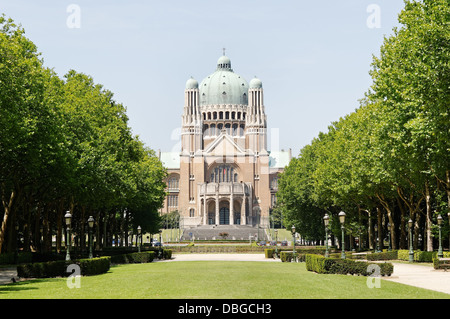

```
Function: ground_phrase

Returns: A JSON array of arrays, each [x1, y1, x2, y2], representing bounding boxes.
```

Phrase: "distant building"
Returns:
[[159, 54, 291, 228]]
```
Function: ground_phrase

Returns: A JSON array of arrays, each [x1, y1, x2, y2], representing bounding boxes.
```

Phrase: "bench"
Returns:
[[437, 258, 450, 271]]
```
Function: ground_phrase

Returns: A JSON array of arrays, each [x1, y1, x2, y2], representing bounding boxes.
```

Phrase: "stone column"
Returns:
[[241, 197, 246, 225], [215, 194, 219, 225], [203, 198, 207, 225], [230, 195, 234, 225]]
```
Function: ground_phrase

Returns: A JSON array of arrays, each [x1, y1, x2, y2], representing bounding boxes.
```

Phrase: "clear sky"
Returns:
[[0, 0, 406, 157]]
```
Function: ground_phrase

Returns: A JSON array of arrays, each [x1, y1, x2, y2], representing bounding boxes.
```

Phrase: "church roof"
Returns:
[[269, 151, 291, 168], [159, 152, 180, 169], [199, 55, 249, 106]]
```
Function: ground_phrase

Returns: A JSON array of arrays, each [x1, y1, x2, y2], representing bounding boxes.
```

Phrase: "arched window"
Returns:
[[210, 165, 237, 183], [168, 177, 179, 190], [271, 176, 279, 190]]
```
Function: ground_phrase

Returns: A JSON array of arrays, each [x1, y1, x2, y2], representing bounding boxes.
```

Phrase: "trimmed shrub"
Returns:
[[398, 250, 438, 262], [367, 250, 398, 261], [110, 251, 155, 264], [265, 249, 274, 258], [163, 249, 172, 259], [17, 257, 111, 278], [280, 251, 305, 262], [76, 257, 111, 276], [432, 252, 450, 270], [305, 254, 393, 276]]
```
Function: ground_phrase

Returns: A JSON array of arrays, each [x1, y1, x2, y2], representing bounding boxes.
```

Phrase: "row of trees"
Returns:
[[277, 0, 449, 251], [0, 16, 167, 254]]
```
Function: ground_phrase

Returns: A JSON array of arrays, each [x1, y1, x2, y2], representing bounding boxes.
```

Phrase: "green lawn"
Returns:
[[1, 261, 449, 299]]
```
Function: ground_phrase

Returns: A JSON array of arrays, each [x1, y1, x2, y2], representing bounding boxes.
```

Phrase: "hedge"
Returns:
[[265, 247, 327, 259], [17, 257, 111, 278], [280, 251, 305, 262], [366, 250, 398, 261], [433, 252, 450, 270], [305, 254, 393, 276], [110, 251, 155, 264], [0, 252, 33, 265]]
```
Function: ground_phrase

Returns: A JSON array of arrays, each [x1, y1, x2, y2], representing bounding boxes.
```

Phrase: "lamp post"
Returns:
[[159, 229, 163, 259], [65, 212, 72, 261], [339, 211, 346, 259], [292, 225, 296, 262], [88, 216, 94, 259], [137, 226, 142, 253], [387, 223, 392, 251], [374, 224, 381, 253], [437, 215, 443, 259], [274, 229, 278, 258], [323, 214, 330, 258], [408, 219, 414, 262], [448, 212, 450, 253]]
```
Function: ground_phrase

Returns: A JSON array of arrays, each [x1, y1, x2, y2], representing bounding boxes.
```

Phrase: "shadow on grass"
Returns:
[[0, 278, 58, 294], [0, 267, 116, 295]]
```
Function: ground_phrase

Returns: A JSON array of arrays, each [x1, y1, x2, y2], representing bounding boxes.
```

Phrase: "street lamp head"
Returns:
[[437, 214, 443, 226], [291, 225, 296, 234], [64, 212, 72, 226], [137, 226, 142, 234], [88, 216, 94, 228], [408, 219, 413, 228], [323, 214, 329, 227], [339, 211, 346, 225]]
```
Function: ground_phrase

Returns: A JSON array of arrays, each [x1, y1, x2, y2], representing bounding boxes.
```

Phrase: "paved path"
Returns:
[[382, 262, 450, 295]]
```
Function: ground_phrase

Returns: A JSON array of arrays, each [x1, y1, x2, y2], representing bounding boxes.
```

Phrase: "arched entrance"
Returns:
[[219, 207, 230, 225]]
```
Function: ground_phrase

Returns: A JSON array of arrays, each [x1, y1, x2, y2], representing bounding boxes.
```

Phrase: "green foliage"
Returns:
[[366, 250, 398, 261], [0, 15, 167, 254], [265, 249, 274, 258], [305, 254, 393, 276], [277, 0, 450, 252], [16, 257, 111, 278], [280, 251, 305, 262], [398, 249, 438, 262], [110, 251, 155, 264]]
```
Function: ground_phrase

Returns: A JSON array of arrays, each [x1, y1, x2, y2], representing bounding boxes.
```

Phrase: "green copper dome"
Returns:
[[186, 77, 198, 89], [249, 77, 263, 89], [199, 56, 248, 106]]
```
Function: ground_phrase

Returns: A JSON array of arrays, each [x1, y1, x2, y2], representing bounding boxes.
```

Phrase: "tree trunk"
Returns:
[[396, 196, 407, 249], [0, 189, 17, 253], [425, 180, 433, 252], [377, 193, 397, 250], [56, 200, 63, 253]]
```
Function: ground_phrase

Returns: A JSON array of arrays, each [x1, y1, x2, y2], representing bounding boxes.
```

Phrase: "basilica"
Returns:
[[159, 54, 291, 230]]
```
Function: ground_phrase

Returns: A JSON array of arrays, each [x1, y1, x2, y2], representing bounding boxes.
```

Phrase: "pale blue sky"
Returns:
[[0, 0, 406, 156]]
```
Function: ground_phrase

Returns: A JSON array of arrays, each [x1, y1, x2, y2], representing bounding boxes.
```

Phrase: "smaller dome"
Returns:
[[249, 77, 262, 89], [186, 77, 198, 89], [217, 55, 232, 70]]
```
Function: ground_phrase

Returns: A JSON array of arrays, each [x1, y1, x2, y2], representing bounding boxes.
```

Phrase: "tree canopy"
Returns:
[[0, 15, 167, 254], [277, 0, 450, 251]]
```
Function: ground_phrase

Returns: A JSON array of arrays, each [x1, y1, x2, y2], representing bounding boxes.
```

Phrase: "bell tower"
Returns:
[[246, 77, 267, 153]]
